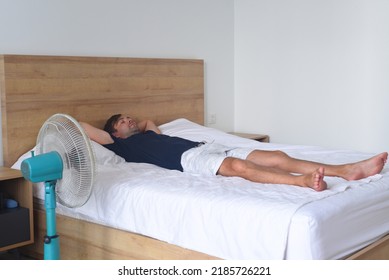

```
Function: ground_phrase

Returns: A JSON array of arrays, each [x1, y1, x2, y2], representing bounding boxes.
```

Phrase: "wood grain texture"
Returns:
[[26, 207, 218, 260], [346, 234, 389, 260]]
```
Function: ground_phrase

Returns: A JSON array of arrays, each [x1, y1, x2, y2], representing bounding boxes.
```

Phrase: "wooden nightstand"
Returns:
[[0, 167, 34, 251], [228, 132, 270, 143]]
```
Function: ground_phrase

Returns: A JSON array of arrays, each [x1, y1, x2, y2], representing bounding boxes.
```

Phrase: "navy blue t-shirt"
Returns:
[[103, 131, 200, 171]]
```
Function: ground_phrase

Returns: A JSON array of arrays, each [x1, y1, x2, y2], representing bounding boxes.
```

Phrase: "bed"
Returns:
[[1, 54, 389, 260]]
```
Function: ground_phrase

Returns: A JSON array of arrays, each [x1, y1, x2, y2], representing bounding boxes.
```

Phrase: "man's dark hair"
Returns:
[[103, 114, 122, 134]]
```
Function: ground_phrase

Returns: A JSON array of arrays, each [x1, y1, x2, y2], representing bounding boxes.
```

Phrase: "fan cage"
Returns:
[[36, 114, 95, 208]]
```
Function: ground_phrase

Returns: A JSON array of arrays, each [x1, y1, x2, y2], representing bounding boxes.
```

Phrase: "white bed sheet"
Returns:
[[14, 119, 389, 259]]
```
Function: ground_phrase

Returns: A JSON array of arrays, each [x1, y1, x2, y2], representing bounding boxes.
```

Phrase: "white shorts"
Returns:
[[181, 142, 254, 176]]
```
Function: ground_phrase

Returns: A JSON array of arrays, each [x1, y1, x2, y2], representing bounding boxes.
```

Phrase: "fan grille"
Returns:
[[37, 114, 95, 208]]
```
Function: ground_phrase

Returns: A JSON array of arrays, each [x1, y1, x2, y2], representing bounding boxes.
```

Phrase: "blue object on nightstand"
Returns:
[[4, 199, 18, 209]]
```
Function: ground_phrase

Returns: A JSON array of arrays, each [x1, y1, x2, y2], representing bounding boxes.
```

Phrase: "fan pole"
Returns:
[[44, 181, 60, 260]]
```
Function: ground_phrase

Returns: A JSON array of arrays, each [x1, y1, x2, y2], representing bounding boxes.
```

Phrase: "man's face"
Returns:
[[113, 115, 140, 138]]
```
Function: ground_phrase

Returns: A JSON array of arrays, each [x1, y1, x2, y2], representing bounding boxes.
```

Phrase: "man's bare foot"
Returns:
[[342, 152, 388, 181], [311, 167, 327, 191], [301, 167, 327, 191]]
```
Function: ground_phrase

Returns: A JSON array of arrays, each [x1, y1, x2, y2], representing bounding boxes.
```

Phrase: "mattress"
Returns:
[[13, 119, 389, 259]]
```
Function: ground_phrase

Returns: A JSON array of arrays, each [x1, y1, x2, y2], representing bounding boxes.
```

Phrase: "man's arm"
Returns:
[[137, 120, 161, 134], [80, 122, 114, 145]]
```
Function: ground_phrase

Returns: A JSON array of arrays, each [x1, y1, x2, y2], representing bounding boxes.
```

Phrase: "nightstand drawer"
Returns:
[[0, 167, 34, 251], [0, 207, 30, 247]]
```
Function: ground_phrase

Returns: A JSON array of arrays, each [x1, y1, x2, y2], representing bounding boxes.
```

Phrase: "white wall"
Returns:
[[235, 0, 389, 153], [0, 0, 235, 165]]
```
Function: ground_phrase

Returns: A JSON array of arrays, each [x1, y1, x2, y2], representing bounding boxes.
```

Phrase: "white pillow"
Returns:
[[90, 141, 125, 165], [11, 148, 36, 170], [159, 118, 232, 143]]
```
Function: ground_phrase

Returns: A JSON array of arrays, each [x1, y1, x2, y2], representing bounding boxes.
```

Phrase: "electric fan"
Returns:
[[21, 113, 95, 260]]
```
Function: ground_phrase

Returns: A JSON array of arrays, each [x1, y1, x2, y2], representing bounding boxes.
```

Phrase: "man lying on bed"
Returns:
[[80, 114, 387, 192]]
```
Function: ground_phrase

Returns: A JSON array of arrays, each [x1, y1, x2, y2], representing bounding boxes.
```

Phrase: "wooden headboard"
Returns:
[[0, 55, 204, 167]]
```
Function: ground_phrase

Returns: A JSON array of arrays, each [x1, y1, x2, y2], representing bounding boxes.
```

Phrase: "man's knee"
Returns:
[[218, 157, 247, 176], [267, 150, 291, 169], [273, 150, 288, 158]]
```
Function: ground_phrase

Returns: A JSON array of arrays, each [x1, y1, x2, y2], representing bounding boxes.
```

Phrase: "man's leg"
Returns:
[[245, 150, 388, 181], [217, 157, 327, 191]]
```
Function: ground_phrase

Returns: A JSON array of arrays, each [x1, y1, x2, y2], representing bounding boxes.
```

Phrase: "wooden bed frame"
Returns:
[[1, 54, 388, 259]]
